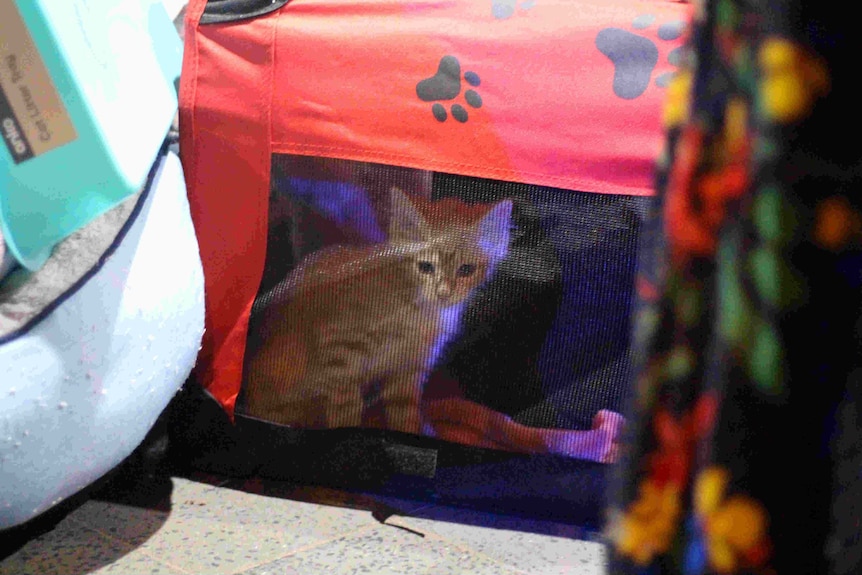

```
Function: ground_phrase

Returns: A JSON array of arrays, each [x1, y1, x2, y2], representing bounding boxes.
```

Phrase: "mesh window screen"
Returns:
[[236, 155, 645, 461]]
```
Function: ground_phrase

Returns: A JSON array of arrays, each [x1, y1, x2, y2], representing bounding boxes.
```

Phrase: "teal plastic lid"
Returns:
[[0, 0, 182, 269]]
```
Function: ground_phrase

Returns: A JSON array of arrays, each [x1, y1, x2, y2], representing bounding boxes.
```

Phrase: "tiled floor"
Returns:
[[0, 474, 607, 574]]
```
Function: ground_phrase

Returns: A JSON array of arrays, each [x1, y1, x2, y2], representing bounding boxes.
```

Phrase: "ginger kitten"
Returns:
[[242, 187, 512, 434]]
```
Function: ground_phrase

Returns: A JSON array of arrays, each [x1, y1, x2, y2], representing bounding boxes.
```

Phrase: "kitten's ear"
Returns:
[[477, 199, 513, 260], [389, 187, 427, 242]]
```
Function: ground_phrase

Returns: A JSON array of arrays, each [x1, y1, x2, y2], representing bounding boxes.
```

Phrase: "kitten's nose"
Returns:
[[437, 283, 452, 300]]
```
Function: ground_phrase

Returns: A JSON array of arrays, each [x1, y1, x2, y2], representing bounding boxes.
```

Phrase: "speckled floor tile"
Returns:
[[3, 476, 605, 575], [0, 514, 186, 575], [74, 477, 381, 574], [90, 550, 189, 574], [70, 477, 220, 546], [388, 506, 607, 575], [223, 478, 434, 518], [236, 524, 526, 575]]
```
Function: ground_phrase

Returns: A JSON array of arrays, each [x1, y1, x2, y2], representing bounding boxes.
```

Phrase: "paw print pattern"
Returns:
[[491, 0, 535, 20], [596, 14, 687, 100], [416, 56, 483, 123]]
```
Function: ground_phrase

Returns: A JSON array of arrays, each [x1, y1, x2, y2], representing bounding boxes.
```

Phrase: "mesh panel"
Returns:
[[238, 154, 645, 454]]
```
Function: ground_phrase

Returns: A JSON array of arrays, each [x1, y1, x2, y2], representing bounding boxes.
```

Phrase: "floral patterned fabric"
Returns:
[[606, 0, 861, 573]]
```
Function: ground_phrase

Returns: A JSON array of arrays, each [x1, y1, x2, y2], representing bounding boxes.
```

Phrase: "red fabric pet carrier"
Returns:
[[176, 0, 691, 521]]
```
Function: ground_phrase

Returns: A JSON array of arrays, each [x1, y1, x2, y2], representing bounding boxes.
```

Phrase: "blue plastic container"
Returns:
[[0, 0, 182, 270]]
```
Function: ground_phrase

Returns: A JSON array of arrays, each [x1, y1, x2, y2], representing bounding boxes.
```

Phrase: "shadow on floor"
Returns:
[[0, 415, 174, 566]]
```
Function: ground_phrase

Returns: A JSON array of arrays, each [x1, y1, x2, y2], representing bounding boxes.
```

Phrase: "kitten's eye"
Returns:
[[457, 264, 476, 277], [417, 261, 435, 274]]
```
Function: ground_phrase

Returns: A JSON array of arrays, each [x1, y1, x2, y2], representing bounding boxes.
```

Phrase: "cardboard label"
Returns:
[[0, 2, 77, 164]]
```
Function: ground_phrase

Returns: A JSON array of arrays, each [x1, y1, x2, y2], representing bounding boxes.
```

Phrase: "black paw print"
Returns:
[[491, 0, 535, 20], [595, 14, 686, 100], [416, 56, 483, 123]]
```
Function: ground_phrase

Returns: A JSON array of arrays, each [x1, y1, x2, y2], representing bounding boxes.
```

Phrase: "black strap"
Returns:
[[200, 0, 291, 24]]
